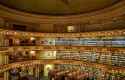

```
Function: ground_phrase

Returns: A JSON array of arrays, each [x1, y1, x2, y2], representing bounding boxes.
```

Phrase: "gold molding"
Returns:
[[1, 29, 125, 38]]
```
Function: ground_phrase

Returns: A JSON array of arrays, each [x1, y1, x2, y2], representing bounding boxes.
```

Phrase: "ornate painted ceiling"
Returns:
[[0, 0, 120, 15]]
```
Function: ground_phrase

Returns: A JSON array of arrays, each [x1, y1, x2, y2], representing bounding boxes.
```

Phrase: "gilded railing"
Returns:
[[0, 29, 125, 38], [0, 59, 124, 73]]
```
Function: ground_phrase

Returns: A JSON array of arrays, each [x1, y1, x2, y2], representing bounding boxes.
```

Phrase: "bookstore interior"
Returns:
[[0, 0, 125, 80]]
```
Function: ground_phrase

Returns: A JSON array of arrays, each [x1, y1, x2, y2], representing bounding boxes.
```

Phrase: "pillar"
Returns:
[[0, 17, 4, 27], [4, 54, 9, 80], [0, 34, 9, 47], [35, 65, 40, 79]]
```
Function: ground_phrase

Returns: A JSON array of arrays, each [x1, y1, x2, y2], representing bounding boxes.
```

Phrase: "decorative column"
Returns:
[[0, 17, 4, 27], [0, 33, 9, 47], [4, 54, 9, 80], [35, 65, 40, 80], [28, 66, 34, 76]]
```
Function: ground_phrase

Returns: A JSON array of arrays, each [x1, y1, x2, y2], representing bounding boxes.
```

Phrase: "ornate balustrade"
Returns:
[[0, 29, 125, 38], [5, 45, 125, 52], [1, 29, 125, 47], [0, 59, 124, 73], [0, 45, 125, 56]]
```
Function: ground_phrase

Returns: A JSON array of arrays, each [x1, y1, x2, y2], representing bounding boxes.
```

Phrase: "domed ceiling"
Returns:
[[0, 0, 120, 15]]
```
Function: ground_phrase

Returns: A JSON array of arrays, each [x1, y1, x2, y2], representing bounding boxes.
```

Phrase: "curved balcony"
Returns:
[[0, 29, 124, 78], [0, 59, 124, 73], [0, 28, 125, 38], [1, 29, 125, 48], [7, 50, 125, 67]]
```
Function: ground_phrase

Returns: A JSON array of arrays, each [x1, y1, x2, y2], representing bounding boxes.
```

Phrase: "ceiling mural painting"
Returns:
[[0, 0, 120, 15]]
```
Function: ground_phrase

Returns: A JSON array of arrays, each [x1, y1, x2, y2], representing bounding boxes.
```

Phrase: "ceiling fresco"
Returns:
[[0, 0, 120, 15]]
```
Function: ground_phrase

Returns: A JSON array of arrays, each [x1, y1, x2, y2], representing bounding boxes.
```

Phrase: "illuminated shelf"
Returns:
[[56, 51, 125, 67]]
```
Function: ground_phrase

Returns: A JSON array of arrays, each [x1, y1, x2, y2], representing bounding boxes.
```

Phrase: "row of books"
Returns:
[[51, 64, 101, 80], [55, 64, 125, 80], [6, 50, 125, 67], [56, 51, 125, 67]]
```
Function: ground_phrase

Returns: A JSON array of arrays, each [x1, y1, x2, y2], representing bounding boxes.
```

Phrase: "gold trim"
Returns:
[[0, 60, 124, 73], [1, 29, 125, 38]]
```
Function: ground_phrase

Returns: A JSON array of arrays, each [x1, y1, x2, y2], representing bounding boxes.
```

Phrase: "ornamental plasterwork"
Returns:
[[1, 29, 125, 38]]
